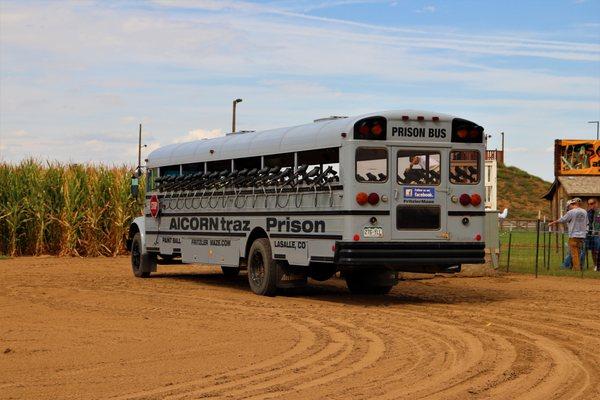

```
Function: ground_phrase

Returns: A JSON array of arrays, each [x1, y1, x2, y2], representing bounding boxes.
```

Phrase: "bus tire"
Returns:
[[345, 272, 393, 295], [247, 238, 278, 296], [131, 233, 155, 278], [221, 266, 240, 277]]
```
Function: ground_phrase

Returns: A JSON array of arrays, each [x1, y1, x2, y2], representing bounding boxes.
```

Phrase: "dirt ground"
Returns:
[[1, 257, 598, 400]]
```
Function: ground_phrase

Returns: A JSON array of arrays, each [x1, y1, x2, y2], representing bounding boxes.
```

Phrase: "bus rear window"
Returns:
[[449, 150, 480, 184], [356, 148, 387, 182], [397, 150, 440, 185]]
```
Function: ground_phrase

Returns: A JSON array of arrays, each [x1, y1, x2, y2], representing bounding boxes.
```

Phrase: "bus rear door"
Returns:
[[391, 146, 449, 241]]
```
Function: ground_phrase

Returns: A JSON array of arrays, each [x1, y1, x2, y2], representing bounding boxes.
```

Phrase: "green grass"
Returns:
[[499, 230, 600, 279]]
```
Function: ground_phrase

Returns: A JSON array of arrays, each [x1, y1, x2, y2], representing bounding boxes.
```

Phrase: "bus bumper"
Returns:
[[334, 241, 485, 273]]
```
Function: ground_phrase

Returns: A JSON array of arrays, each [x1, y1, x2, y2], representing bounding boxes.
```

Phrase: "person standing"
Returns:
[[586, 198, 600, 271], [549, 198, 589, 271]]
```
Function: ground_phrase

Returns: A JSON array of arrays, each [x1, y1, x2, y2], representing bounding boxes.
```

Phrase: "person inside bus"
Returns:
[[549, 198, 589, 271], [403, 154, 439, 184]]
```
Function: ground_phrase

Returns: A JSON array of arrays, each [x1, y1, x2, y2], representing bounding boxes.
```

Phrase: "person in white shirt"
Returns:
[[549, 198, 589, 271]]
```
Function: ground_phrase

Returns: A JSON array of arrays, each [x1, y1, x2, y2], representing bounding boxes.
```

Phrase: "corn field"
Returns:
[[0, 160, 143, 257]]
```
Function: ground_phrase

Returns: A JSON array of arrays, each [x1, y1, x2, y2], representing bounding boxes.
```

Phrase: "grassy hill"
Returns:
[[497, 164, 552, 219]]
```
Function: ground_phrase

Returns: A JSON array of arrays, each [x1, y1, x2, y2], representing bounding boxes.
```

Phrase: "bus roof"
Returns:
[[147, 109, 458, 168]]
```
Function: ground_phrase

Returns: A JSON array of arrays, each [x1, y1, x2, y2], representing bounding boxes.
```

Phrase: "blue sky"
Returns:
[[1, 0, 599, 181]]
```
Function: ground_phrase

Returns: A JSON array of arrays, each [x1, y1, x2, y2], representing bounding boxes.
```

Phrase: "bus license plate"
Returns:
[[363, 227, 383, 238]]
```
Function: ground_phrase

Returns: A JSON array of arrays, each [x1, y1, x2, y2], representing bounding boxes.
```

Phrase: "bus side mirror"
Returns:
[[130, 176, 139, 199]]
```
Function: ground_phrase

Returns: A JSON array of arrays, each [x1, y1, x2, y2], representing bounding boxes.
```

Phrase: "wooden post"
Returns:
[[547, 229, 552, 270], [506, 231, 512, 273], [535, 219, 541, 278]]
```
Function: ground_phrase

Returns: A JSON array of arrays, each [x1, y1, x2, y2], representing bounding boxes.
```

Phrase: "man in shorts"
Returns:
[[549, 198, 588, 271]]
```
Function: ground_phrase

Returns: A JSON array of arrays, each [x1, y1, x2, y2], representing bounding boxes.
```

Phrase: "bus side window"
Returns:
[[234, 156, 261, 171], [298, 147, 340, 181], [182, 162, 204, 175], [264, 152, 294, 169], [160, 165, 181, 177], [207, 159, 230, 173], [147, 168, 158, 191], [449, 150, 480, 184]]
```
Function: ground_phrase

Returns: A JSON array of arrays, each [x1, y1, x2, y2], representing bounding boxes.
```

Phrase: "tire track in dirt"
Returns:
[[3, 259, 599, 400], [111, 316, 320, 400], [373, 306, 597, 400], [166, 319, 356, 400], [241, 319, 385, 400]]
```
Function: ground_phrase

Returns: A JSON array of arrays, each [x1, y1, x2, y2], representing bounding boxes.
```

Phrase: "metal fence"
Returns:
[[499, 221, 599, 278]]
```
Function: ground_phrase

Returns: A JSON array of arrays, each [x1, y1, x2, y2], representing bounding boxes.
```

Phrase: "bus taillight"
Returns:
[[353, 116, 387, 140], [459, 193, 471, 206], [470, 193, 482, 206], [356, 192, 368, 205], [367, 192, 380, 205], [452, 118, 483, 143]]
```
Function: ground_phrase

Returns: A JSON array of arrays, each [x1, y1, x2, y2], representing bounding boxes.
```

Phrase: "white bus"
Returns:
[[128, 110, 486, 296]]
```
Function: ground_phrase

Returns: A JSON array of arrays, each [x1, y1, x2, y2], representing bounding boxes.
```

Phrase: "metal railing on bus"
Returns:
[[153, 164, 339, 210]]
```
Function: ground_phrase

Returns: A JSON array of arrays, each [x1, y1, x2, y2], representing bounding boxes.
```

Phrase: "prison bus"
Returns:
[[128, 110, 486, 296]]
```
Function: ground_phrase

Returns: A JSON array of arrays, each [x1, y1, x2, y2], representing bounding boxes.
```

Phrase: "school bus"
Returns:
[[128, 110, 486, 296]]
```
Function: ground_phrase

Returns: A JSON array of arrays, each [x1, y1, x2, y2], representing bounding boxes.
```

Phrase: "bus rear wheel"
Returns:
[[247, 238, 278, 296], [131, 233, 156, 278], [344, 271, 394, 295]]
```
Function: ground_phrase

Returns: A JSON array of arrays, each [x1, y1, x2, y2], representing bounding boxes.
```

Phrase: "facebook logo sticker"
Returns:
[[404, 187, 435, 199]]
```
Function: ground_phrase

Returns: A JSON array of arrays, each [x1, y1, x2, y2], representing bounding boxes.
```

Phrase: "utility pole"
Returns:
[[137, 123, 142, 177], [588, 121, 599, 140], [136, 123, 147, 177], [232, 98, 243, 133]]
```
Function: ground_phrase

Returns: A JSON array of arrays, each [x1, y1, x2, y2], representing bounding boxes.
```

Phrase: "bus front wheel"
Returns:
[[131, 233, 156, 278], [247, 238, 278, 296]]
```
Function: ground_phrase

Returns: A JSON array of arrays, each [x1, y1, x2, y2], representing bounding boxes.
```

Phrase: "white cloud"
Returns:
[[173, 128, 224, 143], [0, 0, 598, 180]]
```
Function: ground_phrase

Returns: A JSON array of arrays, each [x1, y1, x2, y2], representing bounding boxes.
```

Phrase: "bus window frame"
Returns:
[[449, 149, 481, 185], [355, 147, 388, 183]]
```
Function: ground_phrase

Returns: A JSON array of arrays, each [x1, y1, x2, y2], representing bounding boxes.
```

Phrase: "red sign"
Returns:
[[149, 194, 160, 218]]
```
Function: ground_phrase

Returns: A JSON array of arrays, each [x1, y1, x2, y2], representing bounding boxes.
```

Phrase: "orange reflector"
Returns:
[[356, 192, 368, 205]]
